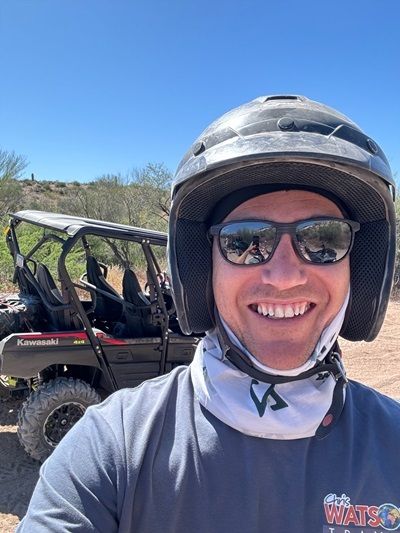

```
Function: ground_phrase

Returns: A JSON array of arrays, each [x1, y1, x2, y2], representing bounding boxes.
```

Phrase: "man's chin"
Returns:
[[244, 339, 315, 371]]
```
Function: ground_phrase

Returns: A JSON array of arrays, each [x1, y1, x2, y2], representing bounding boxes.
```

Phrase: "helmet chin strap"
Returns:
[[214, 311, 348, 438]]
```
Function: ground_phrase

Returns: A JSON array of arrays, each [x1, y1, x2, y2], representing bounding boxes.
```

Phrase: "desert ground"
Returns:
[[0, 301, 399, 532]]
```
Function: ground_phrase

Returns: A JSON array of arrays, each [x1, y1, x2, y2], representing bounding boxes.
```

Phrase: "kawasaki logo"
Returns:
[[17, 338, 59, 346]]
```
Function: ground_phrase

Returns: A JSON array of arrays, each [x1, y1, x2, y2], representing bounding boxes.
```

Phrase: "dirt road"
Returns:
[[0, 397, 40, 532], [1, 301, 399, 532]]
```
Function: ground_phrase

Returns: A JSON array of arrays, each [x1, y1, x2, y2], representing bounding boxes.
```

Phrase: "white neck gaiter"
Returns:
[[191, 292, 349, 440]]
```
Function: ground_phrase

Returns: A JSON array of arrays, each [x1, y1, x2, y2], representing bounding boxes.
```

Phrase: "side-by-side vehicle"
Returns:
[[0, 211, 199, 461]]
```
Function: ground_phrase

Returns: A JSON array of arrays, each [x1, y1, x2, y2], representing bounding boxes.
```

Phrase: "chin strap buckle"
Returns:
[[330, 351, 348, 384]]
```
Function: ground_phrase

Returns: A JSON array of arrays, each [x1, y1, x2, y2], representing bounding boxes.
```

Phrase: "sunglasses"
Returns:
[[209, 217, 360, 266]]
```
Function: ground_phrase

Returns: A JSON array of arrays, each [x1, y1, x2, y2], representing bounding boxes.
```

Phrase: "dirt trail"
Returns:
[[0, 301, 399, 532], [0, 397, 40, 532]]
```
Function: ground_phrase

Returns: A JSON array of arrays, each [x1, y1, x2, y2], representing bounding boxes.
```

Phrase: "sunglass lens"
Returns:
[[296, 220, 352, 263], [219, 222, 276, 265]]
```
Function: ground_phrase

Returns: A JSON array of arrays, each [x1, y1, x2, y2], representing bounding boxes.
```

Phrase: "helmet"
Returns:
[[169, 95, 396, 341]]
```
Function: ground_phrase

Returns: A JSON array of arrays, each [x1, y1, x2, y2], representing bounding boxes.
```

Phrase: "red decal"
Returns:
[[95, 333, 128, 345]]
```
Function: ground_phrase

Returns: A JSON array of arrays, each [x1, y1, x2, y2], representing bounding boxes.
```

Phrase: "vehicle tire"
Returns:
[[17, 377, 101, 462]]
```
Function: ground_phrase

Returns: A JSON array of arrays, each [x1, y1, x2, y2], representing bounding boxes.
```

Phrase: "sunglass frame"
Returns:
[[208, 217, 360, 266]]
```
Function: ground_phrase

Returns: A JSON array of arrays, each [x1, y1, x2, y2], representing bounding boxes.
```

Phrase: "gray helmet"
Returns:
[[168, 95, 396, 341]]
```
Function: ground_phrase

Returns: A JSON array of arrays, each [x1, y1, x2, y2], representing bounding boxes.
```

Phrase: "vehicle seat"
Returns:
[[16, 265, 40, 299], [36, 263, 80, 330], [86, 256, 124, 322], [122, 269, 160, 337], [122, 269, 151, 306]]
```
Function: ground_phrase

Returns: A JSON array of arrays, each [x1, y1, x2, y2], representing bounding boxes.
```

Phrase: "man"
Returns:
[[18, 95, 399, 532]]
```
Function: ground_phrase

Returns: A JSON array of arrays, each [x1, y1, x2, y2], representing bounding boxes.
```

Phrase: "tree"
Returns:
[[134, 163, 172, 222], [0, 149, 27, 219], [0, 179, 23, 219], [0, 149, 27, 182], [59, 164, 172, 268]]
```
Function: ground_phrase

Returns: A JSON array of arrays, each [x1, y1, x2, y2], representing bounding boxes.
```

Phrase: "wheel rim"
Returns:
[[43, 402, 86, 447]]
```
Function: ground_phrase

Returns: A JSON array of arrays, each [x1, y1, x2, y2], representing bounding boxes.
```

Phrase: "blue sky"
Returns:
[[1, 0, 399, 183]]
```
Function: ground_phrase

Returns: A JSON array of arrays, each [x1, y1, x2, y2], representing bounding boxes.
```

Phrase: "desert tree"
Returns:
[[0, 149, 27, 219]]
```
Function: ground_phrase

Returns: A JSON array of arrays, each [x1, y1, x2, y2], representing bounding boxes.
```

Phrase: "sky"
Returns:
[[0, 0, 399, 183]]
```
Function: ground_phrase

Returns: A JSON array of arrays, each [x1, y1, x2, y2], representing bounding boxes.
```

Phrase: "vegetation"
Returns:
[[0, 149, 27, 220], [0, 163, 171, 291]]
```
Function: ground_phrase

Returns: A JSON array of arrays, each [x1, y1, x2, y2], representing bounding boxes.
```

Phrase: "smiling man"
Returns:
[[19, 96, 400, 533], [211, 190, 350, 370]]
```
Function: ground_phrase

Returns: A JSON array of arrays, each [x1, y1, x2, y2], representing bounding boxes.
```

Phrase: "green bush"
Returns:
[[0, 221, 87, 289]]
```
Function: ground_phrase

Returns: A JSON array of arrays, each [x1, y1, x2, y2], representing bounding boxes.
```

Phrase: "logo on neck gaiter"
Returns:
[[249, 380, 288, 417]]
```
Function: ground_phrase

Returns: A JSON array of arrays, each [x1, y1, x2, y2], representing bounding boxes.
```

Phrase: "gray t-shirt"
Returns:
[[18, 366, 400, 533]]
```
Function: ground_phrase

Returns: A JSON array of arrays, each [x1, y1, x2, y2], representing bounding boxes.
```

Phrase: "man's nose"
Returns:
[[259, 234, 307, 290]]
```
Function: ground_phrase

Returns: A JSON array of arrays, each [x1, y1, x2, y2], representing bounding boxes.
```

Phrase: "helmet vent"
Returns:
[[193, 141, 205, 156], [264, 95, 301, 102]]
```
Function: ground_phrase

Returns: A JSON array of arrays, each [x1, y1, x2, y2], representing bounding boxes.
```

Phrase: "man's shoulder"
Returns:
[[348, 379, 400, 418], [90, 365, 193, 428]]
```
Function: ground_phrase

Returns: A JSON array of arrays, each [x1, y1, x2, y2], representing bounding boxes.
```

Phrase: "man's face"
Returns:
[[212, 190, 350, 370]]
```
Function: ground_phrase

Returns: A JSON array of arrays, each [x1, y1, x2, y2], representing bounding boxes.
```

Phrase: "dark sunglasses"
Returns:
[[208, 217, 360, 265]]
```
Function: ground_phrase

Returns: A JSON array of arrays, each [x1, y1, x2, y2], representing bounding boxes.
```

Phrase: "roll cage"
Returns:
[[5, 211, 176, 392]]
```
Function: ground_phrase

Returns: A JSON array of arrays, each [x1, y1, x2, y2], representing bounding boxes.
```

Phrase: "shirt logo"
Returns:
[[323, 493, 400, 531]]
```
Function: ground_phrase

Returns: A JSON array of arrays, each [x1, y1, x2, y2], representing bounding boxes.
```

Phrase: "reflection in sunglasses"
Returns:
[[209, 218, 360, 266]]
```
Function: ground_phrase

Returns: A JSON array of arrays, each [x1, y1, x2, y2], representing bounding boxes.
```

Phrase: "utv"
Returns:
[[0, 211, 199, 461]]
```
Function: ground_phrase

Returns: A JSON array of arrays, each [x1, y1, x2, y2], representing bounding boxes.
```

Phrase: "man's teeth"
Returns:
[[256, 302, 310, 319]]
